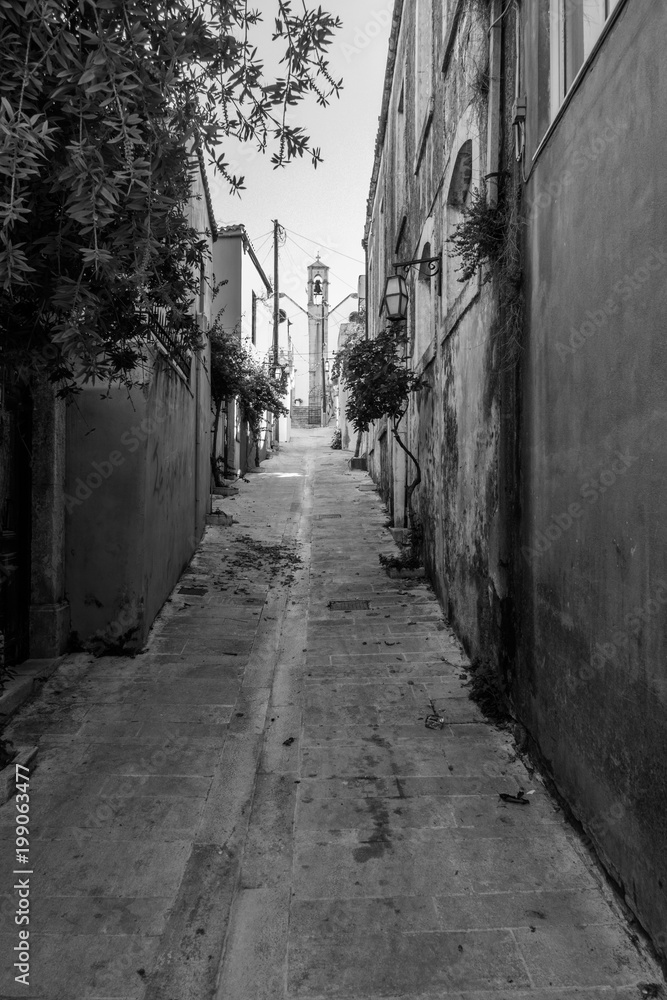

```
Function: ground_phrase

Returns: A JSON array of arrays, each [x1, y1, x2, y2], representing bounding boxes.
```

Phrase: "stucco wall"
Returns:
[[142, 356, 210, 631], [65, 383, 148, 645], [519, 0, 667, 953], [65, 350, 210, 651], [212, 233, 243, 333]]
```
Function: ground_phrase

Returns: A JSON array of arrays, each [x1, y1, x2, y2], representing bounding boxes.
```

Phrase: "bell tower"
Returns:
[[306, 254, 330, 425]]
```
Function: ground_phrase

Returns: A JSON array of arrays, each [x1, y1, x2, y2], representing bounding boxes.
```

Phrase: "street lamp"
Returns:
[[381, 252, 442, 321], [381, 274, 409, 321]]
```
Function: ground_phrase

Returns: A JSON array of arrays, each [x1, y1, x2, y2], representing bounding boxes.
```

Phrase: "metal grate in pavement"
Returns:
[[316, 514, 342, 519], [178, 586, 208, 596], [328, 599, 370, 612], [218, 596, 265, 606]]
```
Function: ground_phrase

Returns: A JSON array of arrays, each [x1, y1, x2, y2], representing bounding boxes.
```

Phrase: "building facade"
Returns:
[[364, 0, 666, 959], [211, 225, 291, 476]]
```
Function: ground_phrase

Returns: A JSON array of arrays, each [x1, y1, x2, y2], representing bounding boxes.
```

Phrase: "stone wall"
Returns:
[[364, 0, 503, 670]]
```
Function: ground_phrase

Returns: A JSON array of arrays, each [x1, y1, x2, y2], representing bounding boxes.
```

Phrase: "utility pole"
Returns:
[[321, 327, 326, 422], [273, 219, 280, 444]]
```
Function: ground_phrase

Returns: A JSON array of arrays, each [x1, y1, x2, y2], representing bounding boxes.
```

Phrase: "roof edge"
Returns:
[[363, 0, 404, 251], [195, 143, 219, 242]]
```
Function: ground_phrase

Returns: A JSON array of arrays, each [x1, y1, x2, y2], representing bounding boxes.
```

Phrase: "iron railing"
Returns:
[[141, 305, 192, 379]]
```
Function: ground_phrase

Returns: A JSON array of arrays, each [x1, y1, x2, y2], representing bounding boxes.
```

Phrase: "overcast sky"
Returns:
[[208, 0, 393, 397]]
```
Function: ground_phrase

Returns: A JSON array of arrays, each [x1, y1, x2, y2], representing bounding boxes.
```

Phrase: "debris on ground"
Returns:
[[639, 984, 664, 999], [222, 534, 302, 586], [425, 699, 445, 730], [499, 790, 530, 806]]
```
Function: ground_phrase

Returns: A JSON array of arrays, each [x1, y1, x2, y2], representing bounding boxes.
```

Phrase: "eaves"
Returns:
[[363, 0, 405, 251]]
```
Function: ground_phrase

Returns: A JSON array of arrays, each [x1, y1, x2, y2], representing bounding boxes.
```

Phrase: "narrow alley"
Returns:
[[1, 428, 664, 998]]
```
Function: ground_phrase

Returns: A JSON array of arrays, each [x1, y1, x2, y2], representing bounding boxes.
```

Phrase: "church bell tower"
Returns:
[[307, 254, 330, 426]]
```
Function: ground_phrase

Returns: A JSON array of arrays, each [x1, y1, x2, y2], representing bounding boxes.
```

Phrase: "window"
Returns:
[[547, 0, 622, 121], [445, 141, 473, 302], [414, 227, 434, 361], [419, 242, 433, 281]]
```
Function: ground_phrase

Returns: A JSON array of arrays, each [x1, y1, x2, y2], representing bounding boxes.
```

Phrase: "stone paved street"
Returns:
[[1, 428, 665, 999]]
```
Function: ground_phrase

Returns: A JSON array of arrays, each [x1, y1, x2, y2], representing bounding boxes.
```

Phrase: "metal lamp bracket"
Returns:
[[393, 254, 442, 295]]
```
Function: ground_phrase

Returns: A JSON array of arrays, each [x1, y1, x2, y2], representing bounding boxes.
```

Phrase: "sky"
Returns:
[[207, 0, 393, 399]]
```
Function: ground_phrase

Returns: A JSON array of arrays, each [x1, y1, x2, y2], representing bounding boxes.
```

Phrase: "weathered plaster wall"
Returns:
[[417, 289, 500, 669], [65, 384, 148, 645], [519, 0, 667, 954], [365, 0, 502, 669], [212, 233, 243, 333], [29, 379, 70, 656], [65, 351, 210, 651], [142, 355, 210, 632]]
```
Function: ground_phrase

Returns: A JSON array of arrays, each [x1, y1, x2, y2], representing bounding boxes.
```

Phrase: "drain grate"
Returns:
[[178, 586, 208, 596], [219, 596, 265, 606], [328, 599, 370, 612], [316, 514, 342, 520]]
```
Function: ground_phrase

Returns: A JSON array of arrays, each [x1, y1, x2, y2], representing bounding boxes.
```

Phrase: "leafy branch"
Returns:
[[0, 0, 342, 392], [209, 318, 288, 471]]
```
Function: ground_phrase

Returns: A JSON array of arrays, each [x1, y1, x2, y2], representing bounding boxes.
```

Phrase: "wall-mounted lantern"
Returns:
[[381, 273, 409, 321], [381, 252, 442, 321]]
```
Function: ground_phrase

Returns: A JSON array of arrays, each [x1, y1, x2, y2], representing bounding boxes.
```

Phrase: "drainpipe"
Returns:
[[194, 344, 201, 536], [486, 0, 503, 208]]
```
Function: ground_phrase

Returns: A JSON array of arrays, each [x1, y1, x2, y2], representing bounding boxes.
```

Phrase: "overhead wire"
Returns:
[[284, 227, 365, 265], [250, 229, 274, 244], [253, 233, 273, 262], [258, 238, 275, 271], [284, 233, 360, 295]]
